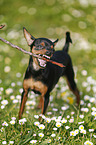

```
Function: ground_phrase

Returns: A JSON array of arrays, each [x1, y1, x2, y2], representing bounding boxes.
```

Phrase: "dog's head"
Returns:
[[23, 27, 58, 69]]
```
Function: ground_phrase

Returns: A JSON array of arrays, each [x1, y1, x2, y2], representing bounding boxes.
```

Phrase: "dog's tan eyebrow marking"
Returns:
[[51, 45, 53, 49], [40, 42, 45, 46]]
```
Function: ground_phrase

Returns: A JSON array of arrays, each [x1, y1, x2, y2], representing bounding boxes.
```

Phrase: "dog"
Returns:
[[19, 28, 80, 119]]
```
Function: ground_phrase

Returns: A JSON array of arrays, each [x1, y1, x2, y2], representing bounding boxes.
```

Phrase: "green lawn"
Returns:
[[0, 0, 96, 144]]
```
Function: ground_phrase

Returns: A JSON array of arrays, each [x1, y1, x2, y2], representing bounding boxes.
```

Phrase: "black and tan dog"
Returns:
[[19, 28, 80, 119]]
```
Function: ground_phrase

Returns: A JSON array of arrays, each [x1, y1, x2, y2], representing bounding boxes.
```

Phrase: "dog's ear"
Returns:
[[23, 27, 35, 46], [53, 39, 59, 46]]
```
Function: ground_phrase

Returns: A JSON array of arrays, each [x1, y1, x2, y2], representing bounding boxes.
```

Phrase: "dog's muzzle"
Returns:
[[37, 49, 54, 68]]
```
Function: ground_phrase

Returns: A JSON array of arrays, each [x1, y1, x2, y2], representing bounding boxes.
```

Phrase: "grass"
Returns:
[[0, 0, 96, 144]]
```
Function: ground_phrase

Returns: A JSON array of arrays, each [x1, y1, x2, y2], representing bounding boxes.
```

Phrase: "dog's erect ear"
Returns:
[[53, 39, 59, 46], [23, 27, 35, 46]]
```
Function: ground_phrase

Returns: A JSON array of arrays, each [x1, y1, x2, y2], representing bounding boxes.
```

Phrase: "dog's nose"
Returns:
[[46, 48, 55, 56]]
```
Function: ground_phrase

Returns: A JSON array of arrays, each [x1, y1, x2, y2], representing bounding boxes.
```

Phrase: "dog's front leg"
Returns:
[[39, 93, 49, 121], [19, 89, 28, 119], [43, 94, 49, 115]]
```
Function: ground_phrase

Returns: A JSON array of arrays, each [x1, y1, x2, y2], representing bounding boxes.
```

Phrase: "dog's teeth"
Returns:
[[43, 55, 50, 59]]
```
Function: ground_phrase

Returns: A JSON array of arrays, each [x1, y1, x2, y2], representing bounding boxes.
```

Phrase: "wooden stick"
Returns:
[[0, 25, 5, 29], [0, 26, 65, 67]]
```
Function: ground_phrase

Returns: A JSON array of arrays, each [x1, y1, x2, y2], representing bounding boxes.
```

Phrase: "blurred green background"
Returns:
[[0, 0, 96, 40], [0, 0, 96, 88]]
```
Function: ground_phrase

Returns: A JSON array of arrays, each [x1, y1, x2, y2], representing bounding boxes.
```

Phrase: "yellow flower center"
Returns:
[[67, 97, 74, 104], [61, 92, 66, 97], [57, 125, 60, 127]]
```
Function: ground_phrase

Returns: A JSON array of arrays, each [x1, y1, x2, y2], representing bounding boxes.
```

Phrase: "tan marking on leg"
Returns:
[[19, 90, 28, 119], [39, 96, 44, 121]]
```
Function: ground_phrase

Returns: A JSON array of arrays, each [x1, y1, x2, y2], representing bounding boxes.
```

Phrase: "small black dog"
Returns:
[[19, 28, 80, 119]]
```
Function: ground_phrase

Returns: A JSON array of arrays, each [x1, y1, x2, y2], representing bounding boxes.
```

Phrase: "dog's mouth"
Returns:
[[37, 54, 51, 68]]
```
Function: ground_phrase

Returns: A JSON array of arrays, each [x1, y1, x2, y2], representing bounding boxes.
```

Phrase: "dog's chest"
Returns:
[[23, 77, 48, 96]]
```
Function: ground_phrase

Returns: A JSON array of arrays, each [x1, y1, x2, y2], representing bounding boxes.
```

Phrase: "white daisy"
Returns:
[[84, 140, 93, 145], [91, 111, 96, 117], [80, 129, 86, 134], [1, 100, 8, 106], [2, 121, 8, 126], [38, 133, 44, 137], [38, 124, 45, 130], [5, 88, 13, 94], [81, 70, 87, 76], [89, 129, 94, 132], [10, 120, 15, 125], [46, 118, 51, 123], [30, 140, 37, 144], [9, 141, 14, 144], [56, 122, 62, 128], [65, 126, 70, 130], [79, 115, 84, 119], [34, 115, 39, 119], [61, 119, 67, 124], [69, 118, 74, 123], [79, 125, 84, 130], [53, 127, 57, 131], [34, 121, 40, 126], [19, 118, 27, 125], [70, 131, 76, 136], [2, 141, 7, 144], [75, 129, 79, 135], [51, 134, 56, 137]]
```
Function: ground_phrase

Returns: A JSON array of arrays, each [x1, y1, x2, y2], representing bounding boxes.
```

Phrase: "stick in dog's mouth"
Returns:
[[0, 25, 5, 29], [37, 54, 51, 68], [0, 25, 65, 68]]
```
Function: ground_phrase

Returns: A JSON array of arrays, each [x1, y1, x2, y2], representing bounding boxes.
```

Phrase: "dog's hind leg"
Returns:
[[66, 78, 80, 105], [65, 63, 80, 106], [19, 89, 28, 119], [37, 96, 43, 109]]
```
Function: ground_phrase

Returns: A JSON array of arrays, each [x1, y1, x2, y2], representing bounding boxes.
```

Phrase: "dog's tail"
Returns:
[[63, 32, 72, 53]]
